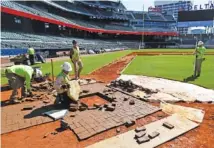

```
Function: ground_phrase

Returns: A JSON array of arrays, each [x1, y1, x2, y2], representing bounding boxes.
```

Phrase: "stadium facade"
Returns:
[[154, 0, 192, 19], [177, 9, 214, 34]]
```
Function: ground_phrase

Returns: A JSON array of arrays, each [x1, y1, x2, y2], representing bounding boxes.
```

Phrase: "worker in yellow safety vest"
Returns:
[[28, 46, 35, 65], [54, 62, 73, 107], [70, 40, 83, 80], [5, 65, 42, 103], [193, 41, 206, 77]]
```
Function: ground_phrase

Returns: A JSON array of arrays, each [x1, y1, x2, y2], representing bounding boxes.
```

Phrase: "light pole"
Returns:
[[141, 4, 145, 49]]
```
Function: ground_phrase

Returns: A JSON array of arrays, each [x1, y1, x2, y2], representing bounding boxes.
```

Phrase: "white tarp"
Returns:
[[160, 102, 205, 123], [44, 109, 68, 120], [118, 75, 214, 103]]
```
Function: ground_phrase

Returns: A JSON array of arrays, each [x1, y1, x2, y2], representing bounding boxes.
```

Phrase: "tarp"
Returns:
[[118, 75, 214, 103], [160, 102, 205, 123], [44, 109, 68, 120], [67, 80, 81, 101]]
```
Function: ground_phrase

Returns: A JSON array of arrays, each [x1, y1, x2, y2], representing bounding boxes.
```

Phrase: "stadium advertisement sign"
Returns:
[[188, 0, 214, 10]]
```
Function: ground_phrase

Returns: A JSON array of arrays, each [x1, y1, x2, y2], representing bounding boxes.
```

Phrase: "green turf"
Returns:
[[1, 50, 132, 85], [1, 49, 214, 87], [123, 55, 214, 89]]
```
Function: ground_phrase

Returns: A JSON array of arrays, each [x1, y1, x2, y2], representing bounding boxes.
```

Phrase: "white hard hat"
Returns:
[[61, 62, 72, 72], [35, 69, 43, 78], [198, 41, 204, 46]]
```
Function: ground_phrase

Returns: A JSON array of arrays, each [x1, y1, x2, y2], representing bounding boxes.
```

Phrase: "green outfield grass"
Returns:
[[1, 49, 214, 87], [1, 50, 132, 85], [123, 55, 214, 89]]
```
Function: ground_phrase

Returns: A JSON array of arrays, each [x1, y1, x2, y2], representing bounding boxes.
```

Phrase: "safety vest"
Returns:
[[54, 71, 70, 94], [71, 46, 80, 61], [28, 48, 35, 55], [196, 46, 206, 59], [6, 65, 34, 90]]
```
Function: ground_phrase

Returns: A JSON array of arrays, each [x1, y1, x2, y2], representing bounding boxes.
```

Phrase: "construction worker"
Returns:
[[54, 62, 73, 107], [70, 40, 83, 80], [193, 41, 206, 77], [28, 46, 35, 65], [5, 65, 42, 103]]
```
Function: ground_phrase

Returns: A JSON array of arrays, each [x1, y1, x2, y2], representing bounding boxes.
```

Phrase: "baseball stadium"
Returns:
[[0, 0, 214, 148]]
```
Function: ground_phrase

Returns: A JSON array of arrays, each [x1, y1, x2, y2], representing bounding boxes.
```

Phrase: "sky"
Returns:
[[121, 0, 212, 11]]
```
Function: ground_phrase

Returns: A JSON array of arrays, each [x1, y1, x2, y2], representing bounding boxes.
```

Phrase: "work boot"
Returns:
[[9, 99, 21, 104]]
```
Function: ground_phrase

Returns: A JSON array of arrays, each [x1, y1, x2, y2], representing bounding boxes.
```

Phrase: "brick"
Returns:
[[70, 112, 76, 117], [79, 106, 87, 111], [78, 131, 91, 140], [124, 97, 129, 101], [135, 126, 146, 132], [43, 132, 49, 138], [127, 88, 134, 93], [51, 132, 58, 135], [116, 127, 120, 133], [69, 107, 77, 112], [88, 106, 97, 110], [125, 119, 135, 127], [148, 131, 160, 139], [94, 103, 101, 108], [129, 99, 135, 105], [135, 131, 146, 138], [111, 102, 116, 107], [106, 105, 115, 111], [22, 106, 35, 110], [74, 126, 86, 134], [163, 122, 174, 129], [137, 136, 150, 144]]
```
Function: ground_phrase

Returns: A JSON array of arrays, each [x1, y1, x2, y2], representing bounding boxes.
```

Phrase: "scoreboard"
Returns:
[[178, 9, 214, 22]]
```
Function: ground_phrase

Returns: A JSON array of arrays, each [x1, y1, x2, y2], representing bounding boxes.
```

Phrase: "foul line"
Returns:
[[120, 55, 137, 74]]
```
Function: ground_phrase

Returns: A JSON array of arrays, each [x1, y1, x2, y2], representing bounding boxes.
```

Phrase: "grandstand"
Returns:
[[1, 0, 178, 56]]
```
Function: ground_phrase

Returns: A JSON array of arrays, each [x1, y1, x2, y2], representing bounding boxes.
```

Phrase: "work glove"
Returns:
[[67, 84, 70, 88], [61, 84, 68, 89]]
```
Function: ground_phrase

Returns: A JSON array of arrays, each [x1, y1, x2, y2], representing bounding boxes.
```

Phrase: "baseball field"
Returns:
[[1, 49, 214, 148], [1, 49, 214, 89]]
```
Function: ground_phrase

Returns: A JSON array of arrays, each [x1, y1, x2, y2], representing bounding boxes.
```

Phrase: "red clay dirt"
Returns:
[[80, 95, 108, 107], [1, 52, 214, 148]]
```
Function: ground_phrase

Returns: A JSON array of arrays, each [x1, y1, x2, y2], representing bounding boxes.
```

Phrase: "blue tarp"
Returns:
[[1, 48, 27, 56]]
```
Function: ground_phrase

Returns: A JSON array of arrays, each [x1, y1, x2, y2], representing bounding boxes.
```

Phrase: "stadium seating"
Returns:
[[163, 15, 175, 21], [132, 13, 150, 20], [1, 1, 176, 33], [0, 1, 182, 55], [148, 12, 164, 21], [104, 25, 133, 31], [1, 31, 140, 55]]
